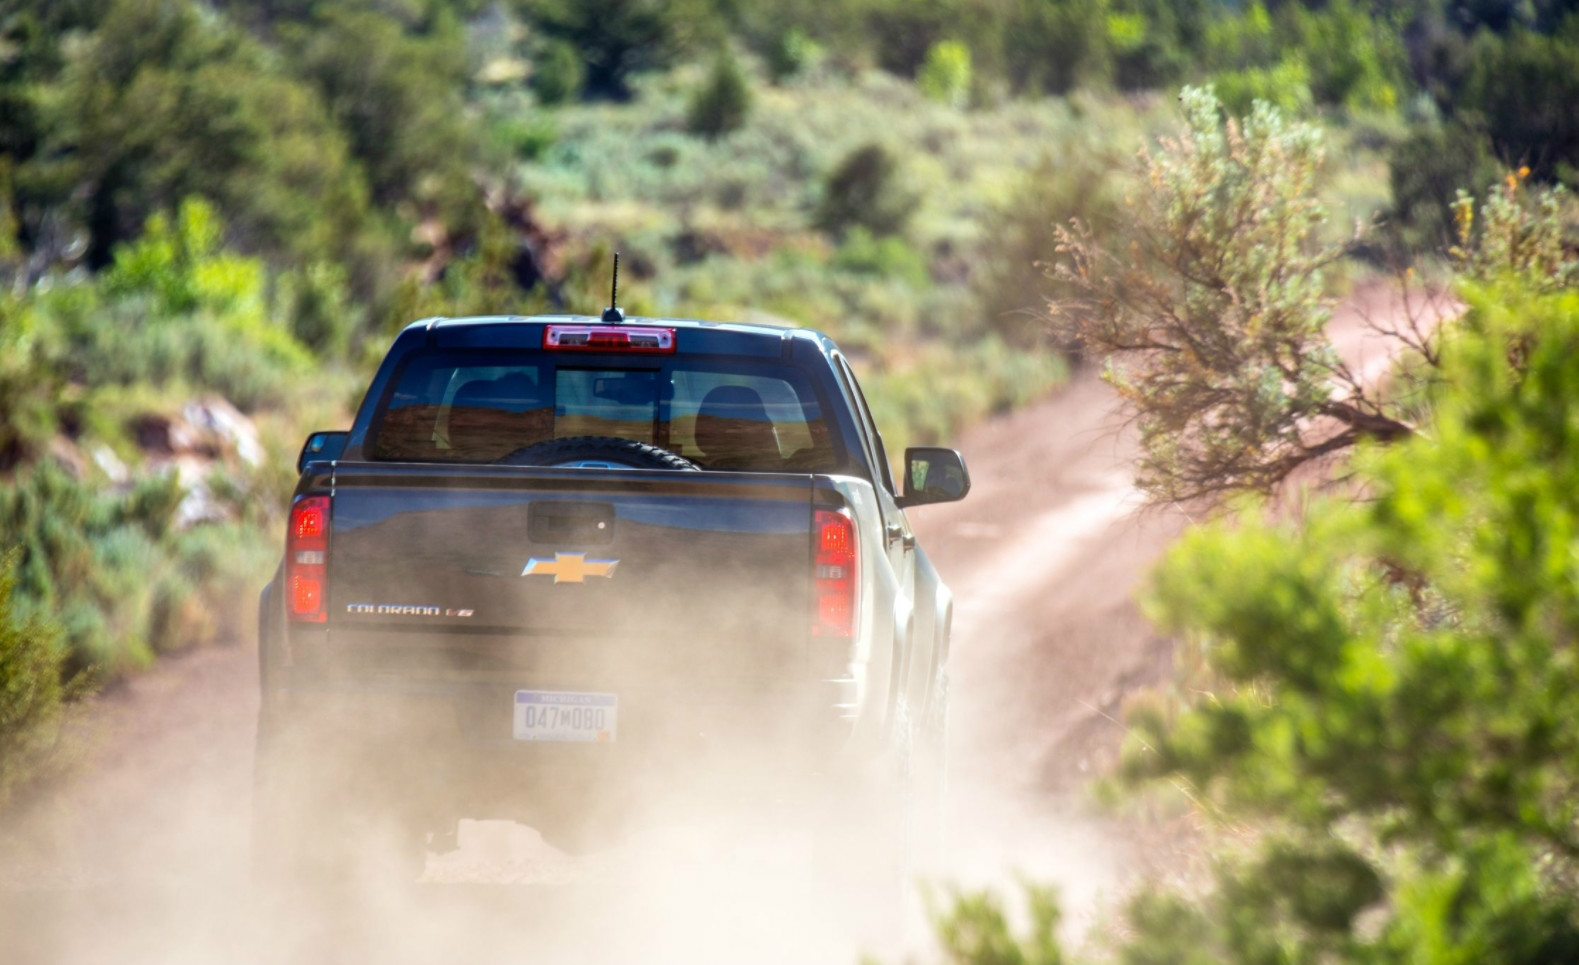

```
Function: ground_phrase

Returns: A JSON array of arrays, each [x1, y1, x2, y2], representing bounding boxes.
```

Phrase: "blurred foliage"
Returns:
[[1210, 56, 1314, 116], [1110, 278, 1579, 964], [0, 199, 324, 473], [530, 38, 586, 106], [815, 143, 915, 239], [1455, 28, 1579, 183], [0, 197, 345, 756], [861, 337, 1067, 454], [0, 292, 58, 469], [0, 461, 274, 677], [516, 0, 719, 100], [283, 4, 474, 213], [5, 0, 1579, 326], [926, 882, 1066, 965], [1384, 5, 1579, 255], [52, 199, 312, 411], [1282, 0, 1403, 111], [974, 147, 1128, 351], [917, 257, 1579, 965], [1451, 170, 1579, 291], [685, 51, 753, 140], [831, 228, 929, 287], [0, 548, 75, 810], [918, 40, 972, 108], [1050, 88, 1411, 503], [758, 27, 822, 84], [11, 0, 372, 273], [1387, 120, 1502, 252]]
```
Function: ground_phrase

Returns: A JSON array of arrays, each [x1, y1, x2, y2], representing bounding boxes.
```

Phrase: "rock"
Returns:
[[90, 444, 129, 484], [166, 458, 230, 529], [182, 398, 263, 468], [130, 414, 197, 457], [120, 397, 266, 528]]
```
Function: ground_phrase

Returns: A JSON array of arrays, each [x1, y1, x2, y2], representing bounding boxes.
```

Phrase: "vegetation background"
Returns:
[[2, 0, 1579, 960]]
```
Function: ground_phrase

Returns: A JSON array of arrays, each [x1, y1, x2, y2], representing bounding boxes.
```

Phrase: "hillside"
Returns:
[[4, 3, 1579, 960]]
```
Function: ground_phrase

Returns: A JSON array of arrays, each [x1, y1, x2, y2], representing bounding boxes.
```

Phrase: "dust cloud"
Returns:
[[0, 375, 1173, 965], [0, 709, 1133, 965]]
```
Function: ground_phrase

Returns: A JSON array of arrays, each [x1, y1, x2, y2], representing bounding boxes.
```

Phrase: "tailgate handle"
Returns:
[[529, 502, 616, 546]]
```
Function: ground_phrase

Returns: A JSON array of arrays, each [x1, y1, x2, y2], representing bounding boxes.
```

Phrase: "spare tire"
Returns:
[[498, 435, 700, 471]]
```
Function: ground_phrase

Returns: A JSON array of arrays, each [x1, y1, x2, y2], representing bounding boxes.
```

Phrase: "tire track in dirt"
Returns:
[[908, 373, 1186, 927]]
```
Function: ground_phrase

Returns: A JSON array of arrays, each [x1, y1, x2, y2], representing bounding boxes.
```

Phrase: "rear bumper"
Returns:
[[262, 665, 862, 822]]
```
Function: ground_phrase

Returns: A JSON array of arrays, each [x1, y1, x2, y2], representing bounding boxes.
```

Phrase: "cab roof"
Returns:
[[401, 313, 841, 356]]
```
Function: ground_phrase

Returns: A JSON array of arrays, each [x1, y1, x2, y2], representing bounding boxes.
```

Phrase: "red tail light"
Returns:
[[814, 509, 857, 637], [286, 495, 330, 623]]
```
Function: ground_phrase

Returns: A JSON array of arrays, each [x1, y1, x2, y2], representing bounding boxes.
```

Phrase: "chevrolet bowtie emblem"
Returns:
[[521, 552, 619, 584]]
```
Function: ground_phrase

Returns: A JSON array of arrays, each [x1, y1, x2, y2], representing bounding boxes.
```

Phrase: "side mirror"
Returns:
[[897, 447, 970, 508], [297, 430, 348, 474]]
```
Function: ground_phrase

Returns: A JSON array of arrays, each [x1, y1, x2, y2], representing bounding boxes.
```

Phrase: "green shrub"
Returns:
[[285, 5, 476, 209], [0, 294, 61, 469], [918, 40, 971, 108], [1387, 121, 1501, 252], [973, 148, 1128, 350], [1282, 0, 1403, 111], [1109, 8, 1190, 91], [529, 0, 704, 100], [1450, 171, 1579, 290], [1114, 281, 1579, 964], [760, 27, 820, 83], [164, 522, 277, 650], [1201, 0, 1275, 71], [31, 0, 374, 270], [1002, 0, 1113, 95], [916, 281, 1579, 965], [101, 199, 255, 317], [1050, 86, 1415, 503], [859, 0, 974, 80], [1458, 27, 1579, 182], [925, 882, 1065, 965], [686, 52, 753, 140], [39, 294, 306, 412], [531, 39, 585, 105], [830, 228, 928, 286], [0, 548, 73, 809], [279, 261, 354, 359], [33, 200, 313, 410], [490, 113, 559, 161], [1210, 56, 1314, 117], [815, 142, 914, 238], [0, 461, 275, 677], [393, 213, 550, 323]]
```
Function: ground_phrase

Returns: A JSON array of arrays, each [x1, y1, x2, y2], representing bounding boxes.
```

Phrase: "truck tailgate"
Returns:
[[322, 463, 816, 684]]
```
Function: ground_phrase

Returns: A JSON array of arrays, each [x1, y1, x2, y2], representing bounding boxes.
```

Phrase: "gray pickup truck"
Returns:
[[255, 310, 969, 877]]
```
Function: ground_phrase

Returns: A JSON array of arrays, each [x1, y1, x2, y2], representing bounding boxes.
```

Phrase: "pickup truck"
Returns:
[[254, 311, 970, 877]]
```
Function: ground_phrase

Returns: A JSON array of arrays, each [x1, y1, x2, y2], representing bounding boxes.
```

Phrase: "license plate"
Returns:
[[512, 690, 618, 743]]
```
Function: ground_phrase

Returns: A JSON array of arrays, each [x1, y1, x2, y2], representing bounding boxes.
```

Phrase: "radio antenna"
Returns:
[[601, 251, 623, 323]]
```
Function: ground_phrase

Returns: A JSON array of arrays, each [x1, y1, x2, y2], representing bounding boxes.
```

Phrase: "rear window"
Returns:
[[370, 351, 839, 472]]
